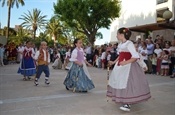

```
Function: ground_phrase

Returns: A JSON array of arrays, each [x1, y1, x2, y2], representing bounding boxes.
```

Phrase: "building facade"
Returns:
[[110, 0, 175, 43]]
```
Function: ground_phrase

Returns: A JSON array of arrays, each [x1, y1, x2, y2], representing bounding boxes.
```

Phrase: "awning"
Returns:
[[129, 20, 175, 33]]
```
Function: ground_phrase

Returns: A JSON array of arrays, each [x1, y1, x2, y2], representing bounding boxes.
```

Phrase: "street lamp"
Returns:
[[163, 8, 173, 23]]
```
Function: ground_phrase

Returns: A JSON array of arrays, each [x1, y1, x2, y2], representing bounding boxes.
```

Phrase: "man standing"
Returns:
[[147, 39, 154, 74]]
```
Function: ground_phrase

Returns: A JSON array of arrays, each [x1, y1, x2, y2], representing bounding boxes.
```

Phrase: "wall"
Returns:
[[110, 0, 174, 43], [110, 0, 157, 42]]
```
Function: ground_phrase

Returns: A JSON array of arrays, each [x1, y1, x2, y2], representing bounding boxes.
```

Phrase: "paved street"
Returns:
[[0, 64, 175, 115]]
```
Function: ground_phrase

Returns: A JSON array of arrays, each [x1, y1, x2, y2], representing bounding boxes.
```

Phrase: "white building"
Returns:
[[110, 0, 175, 43]]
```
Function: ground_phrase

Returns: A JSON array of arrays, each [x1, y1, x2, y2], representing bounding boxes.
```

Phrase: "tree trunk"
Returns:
[[33, 30, 36, 39], [86, 31, 97, 45], [6, 2, 12, 39], [89, 36, 95, 45]]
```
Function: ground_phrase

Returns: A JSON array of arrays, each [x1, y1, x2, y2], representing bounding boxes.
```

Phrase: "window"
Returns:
[[157, 0, 168, 4]]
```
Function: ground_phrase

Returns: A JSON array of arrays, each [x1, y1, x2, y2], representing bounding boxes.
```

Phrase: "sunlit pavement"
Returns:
[[0, 64, 175, 115]]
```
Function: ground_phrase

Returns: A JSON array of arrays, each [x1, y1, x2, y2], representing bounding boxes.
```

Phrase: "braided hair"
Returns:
[[118, 27, 132, 40]]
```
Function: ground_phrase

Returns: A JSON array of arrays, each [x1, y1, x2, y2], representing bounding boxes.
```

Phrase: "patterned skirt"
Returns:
[[107, 62, 151, 104], [64, 63, 95, 92], [18, 57, 36, 76]]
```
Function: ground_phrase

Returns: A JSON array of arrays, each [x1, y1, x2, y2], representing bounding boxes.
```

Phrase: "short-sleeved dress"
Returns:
[[107, 40, 151, 104], [18, 47, 36, 76], [64, 47, 95, 92]]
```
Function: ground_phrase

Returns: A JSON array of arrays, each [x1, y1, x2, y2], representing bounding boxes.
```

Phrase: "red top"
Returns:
[[23, 49, 32, 59], [118, 52, 131, 66]]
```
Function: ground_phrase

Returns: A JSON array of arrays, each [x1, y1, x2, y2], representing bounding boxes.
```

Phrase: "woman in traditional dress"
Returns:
[[64, 38, 95, 92], [18, 41, 36, 80], [64, 48, 71, 70], [107, 27, 151, 112], [52, 50, 62, 69]]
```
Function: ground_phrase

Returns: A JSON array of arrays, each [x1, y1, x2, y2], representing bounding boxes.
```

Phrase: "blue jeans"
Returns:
[[36, 65, 50, 79]]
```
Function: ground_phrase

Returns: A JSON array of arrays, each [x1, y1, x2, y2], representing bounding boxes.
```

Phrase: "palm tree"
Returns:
[[0, 0, 25, 39], [19, 8, 47, 39], [45, 17, 62, 46]]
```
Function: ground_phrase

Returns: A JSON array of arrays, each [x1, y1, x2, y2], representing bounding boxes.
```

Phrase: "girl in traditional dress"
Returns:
[[107, 27, 151, 112], [18, 41, 36, 80], [64, 38, 95, 92]]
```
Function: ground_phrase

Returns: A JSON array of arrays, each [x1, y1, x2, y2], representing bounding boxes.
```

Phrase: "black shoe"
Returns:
[[82, 91, 87, 93], [23, 77, 27, 81], [78, 90, 87, 93], [119, 104, 131, 112], [65, 86, 69, 90], [170, 75, 175, 78], [45, 79, 50, 85], [34, 80, 39, 86], [27, 77, 32, 81]]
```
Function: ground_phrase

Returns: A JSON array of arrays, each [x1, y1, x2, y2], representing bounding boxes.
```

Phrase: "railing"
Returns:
[[157, 0, 168, 4]]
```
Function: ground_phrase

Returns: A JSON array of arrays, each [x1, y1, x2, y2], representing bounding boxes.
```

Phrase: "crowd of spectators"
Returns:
[[0, 35, 175, 78]]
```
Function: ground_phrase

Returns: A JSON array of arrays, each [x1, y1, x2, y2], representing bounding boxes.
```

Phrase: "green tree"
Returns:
[[0, 0, 25, 39], [45, 17, 62, 46], [19, 8, 47, 39], [54, 0, 121, 45]]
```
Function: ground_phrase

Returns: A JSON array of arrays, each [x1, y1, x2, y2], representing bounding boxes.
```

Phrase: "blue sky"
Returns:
[[0, 0, 110, 45]]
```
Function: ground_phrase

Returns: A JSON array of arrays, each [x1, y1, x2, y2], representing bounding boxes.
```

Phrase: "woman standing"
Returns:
[[107, 27, 151, 112], [64, 38, 95, 92]]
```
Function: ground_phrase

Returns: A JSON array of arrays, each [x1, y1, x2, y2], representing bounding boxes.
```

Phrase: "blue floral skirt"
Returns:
[[64, 63, 95, 92], [18, 57, 36, 76]]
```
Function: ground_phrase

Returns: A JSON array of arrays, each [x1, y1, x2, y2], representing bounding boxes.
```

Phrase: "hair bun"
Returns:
[[123, 28, 129, 33]]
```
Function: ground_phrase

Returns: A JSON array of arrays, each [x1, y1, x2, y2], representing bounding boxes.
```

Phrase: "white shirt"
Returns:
[[23, 47, 35, 58], [140, 49, 148, 60], [163, 48, 171, 54], [65, 51, 71, 59], [101, 52, 106, 59], [138, 46, 143, 53], [137, 53, 148, 71], [107, 54, 111, 61], [18, 46, 24, 59], [154, 49, 162, 58], [55, 53, 61, 59], [85, 46, 91, 54], [170, 46, 175, 57], [34, 49, 50, 63], [69, 48, 86, 62], [117, 40, 139, 58]]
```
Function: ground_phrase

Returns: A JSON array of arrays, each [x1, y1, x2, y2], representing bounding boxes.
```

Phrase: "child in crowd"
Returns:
[[154, 43, 162, 75], [94, 53, 99, 67], [101, 49, 106, 69], [106, 51, 111, 66], [150, 53, 157, 74], [34, 41, 50, 86], [160, 50, 169, 76], [97, 54, 101, 68]]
